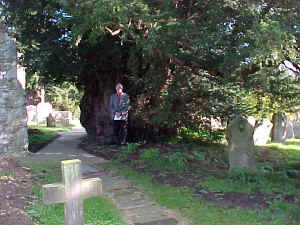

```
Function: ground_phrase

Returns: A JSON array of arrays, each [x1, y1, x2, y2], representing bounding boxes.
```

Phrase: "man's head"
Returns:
[[115, 83, 123, 94]]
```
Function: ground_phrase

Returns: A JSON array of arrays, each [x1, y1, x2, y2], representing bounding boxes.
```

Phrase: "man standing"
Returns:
[[109, 83, 130, 145]]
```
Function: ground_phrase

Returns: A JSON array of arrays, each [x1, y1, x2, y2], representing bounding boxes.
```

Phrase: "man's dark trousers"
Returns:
[[113, 120, 128, 145]]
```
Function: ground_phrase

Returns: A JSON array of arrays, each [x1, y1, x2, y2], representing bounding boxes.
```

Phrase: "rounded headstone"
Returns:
[[226, 116, 256, 171]]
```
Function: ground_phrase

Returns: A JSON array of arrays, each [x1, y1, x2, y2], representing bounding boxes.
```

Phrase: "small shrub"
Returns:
[[264, 171, 291, 184], [269, 200, 300, 221], [120, 143, 141, 154], [191, 150, 206, 161], [230, 168, 262, 184], [140, 148, 166, 170], [178, 127, 225, 143], [140, 148, 161, 161], [167, 152, 188, 173]]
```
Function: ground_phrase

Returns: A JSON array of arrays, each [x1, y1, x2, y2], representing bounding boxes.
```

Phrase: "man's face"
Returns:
[[116, 86, 123, 94]]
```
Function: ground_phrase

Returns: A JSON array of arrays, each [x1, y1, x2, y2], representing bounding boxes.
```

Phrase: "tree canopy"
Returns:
[[1, 0, 300, 138]]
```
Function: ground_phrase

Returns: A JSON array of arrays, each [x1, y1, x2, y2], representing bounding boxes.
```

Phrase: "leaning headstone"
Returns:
[[46, 113, 56, 127], [226, 116, 256, 171], [0, 22, 28, 156], [293, 121, 300, 139], [271, 112, 288, 143], [43, 159, 102, 225], [253, 119, 273, 145]]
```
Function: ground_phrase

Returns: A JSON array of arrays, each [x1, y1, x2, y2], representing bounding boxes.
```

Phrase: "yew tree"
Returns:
[[2, 0, 300, 143]]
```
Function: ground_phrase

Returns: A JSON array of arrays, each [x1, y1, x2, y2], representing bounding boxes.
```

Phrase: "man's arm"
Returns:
[[120, 94, 130, 113]]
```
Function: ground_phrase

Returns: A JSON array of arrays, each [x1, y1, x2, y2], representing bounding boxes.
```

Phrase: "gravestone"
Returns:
[[52, 111, 72, 126], [46, 113, 56, 127], [293, 121, 300, 139], [271, 112, 289, 143], [43, 159, 102, 225], [0, 22, 28, 156], [226, 116, 256, 171], [253, 119, 273, 145]]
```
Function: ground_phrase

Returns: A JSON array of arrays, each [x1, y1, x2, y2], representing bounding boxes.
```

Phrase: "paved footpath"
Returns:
[[16, 126, 187, 225]]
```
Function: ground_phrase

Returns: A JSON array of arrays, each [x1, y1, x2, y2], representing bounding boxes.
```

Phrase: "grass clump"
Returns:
[[139, 148, 188, 173]]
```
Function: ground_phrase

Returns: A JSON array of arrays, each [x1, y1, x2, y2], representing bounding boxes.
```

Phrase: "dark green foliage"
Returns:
[[176, 128, 225, 144], [2, 0, 300, 141]]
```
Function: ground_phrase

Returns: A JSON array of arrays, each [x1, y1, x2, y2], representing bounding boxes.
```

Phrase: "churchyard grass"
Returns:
[[28, 125, 73, 152], [101, 163, 296, 225], [263, 139, 300, 163], [89, 138, 300, 225], [26, 163, 125, 225]]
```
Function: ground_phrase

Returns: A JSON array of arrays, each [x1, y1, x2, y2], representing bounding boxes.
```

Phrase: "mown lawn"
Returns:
[[85, 139, 300, 225], [28, 125, 73, 152], [29, 126, 300, 224]]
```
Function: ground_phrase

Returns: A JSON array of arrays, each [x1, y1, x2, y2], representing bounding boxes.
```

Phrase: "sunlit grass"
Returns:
[[263, 139, 300, 163], [29, 125, 74, 131], [28, 125, 73, 152], [100, 162, 297, 225], [90, 136, 300, 225], [265, 139, 300, 151]]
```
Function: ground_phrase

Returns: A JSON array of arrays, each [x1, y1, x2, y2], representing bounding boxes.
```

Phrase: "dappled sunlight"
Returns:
[[264, 139, 300, 151]]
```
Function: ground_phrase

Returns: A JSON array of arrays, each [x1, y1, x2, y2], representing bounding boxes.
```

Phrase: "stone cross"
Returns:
[[42, 159, 102, 225]]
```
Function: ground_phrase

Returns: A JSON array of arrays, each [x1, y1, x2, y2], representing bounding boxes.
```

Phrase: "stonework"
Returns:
[[226, 116, 256, 171], [0, 23, 28, 156], [36, 102, 53, 125], [253, 119, 273, 146], [52, 111, 72, 126], [271, 112, 289, 143], [293, 121, 300, 139]]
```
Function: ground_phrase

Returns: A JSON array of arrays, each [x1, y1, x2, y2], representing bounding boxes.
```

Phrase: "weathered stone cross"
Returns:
[[42, 159, 102, 225]]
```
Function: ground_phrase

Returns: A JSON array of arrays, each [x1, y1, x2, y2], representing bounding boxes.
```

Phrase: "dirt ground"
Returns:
[[0, 157, 34, 225]]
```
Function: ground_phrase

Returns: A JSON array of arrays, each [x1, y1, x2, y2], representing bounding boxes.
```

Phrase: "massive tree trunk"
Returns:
[[78, 36, 178, 144], [80, 74, 116, 144], [79, 75, 178, 144]]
